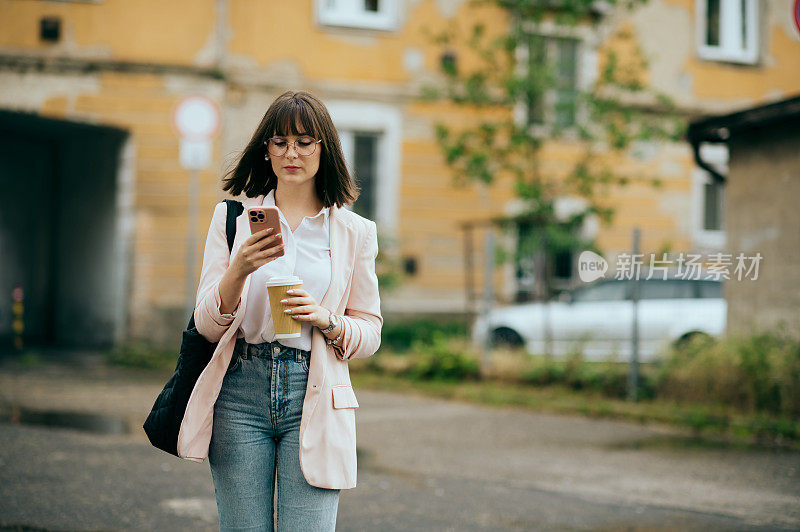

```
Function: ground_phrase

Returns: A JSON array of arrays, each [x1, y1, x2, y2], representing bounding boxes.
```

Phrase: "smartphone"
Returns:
[[247, 206, 284, 258]]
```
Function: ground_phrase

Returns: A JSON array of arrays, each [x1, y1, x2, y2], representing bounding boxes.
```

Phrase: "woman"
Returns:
[[180, 90, 382, 531]]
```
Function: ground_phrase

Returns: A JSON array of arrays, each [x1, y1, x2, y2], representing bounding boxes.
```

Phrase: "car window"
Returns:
[[637, 279, 694, 300], [697, 280, 723, 298], [572, 280, 629, 302]]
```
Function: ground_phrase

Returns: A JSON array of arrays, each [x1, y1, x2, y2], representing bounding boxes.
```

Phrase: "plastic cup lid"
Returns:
[[266, 275, 302, 287]]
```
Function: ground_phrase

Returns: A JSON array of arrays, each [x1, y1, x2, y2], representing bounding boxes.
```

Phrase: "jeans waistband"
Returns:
[[234, 337, 310, 362]]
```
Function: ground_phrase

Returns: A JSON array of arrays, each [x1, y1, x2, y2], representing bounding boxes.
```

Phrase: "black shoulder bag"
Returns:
[[142, 199, 243, 457]]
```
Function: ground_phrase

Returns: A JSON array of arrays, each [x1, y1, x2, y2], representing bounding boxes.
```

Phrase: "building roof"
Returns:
[[687, 94, 800, 144]]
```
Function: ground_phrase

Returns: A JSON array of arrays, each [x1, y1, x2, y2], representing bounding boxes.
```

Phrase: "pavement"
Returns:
[[0, 352, 798, 531]]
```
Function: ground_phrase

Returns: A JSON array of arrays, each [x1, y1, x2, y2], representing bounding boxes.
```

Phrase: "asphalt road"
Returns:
[[0, 360, 798, 531]]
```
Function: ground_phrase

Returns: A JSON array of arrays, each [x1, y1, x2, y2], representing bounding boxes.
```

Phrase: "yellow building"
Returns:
[[0, 0, 798, 348]]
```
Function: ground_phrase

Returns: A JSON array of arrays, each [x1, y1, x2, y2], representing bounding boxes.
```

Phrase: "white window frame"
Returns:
[[316, 0, 399, 31], [338, 131, 380, 221], [513, 20, 598, 140], [692, 143, 727, 250], [696, 0, 759, 64], [325, 101, 401, 237], [502, 195, 598, 299]]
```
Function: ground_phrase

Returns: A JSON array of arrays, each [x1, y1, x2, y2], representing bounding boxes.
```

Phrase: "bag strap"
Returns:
[[188, 200, 242, 331], [223, 199, 244, 253]]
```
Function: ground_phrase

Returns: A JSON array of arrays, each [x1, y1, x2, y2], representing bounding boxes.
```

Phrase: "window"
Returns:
[[697, 0, 758, 64], [526, 34, 580, 129], [513, 221, 577, 301], [553, 250, 573, 280], [703, 177, 724, 231], [572, 280, 629, 302], [639, 280, 695, 300], [325, 100, 401, 232], [692, 143, 726, 249], [514, 220, 537, 301], [510, 194, 594, 300], [39, 17, 61, 42], [317, 0, 398, 31], [696, 280, 723, 298], [339, 132, 379, 221]]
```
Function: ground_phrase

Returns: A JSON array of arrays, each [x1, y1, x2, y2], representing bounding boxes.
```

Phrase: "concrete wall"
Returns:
[[725, 120, 800, 336]]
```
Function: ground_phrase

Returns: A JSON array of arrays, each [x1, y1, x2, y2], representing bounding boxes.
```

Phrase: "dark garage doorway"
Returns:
[[0, 111, 129, 351]]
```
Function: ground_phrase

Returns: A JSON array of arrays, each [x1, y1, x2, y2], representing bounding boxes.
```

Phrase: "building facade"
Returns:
[[0, 0, 798, 348]]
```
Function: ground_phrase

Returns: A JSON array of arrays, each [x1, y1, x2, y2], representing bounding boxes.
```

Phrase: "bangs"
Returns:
[[223, 89, 358, 205], [270, 97, 320, 138]]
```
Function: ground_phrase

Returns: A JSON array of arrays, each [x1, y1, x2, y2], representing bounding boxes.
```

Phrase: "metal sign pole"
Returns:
[[173, 94, 220, 324], [628, 227, 641, 402], [481, 228, 495, 377], [185, 168, 200, 319]]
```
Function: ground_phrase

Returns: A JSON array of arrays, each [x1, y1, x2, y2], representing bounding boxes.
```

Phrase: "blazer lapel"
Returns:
[[320, 205, 353, 309], [299, 204, 354, 449]]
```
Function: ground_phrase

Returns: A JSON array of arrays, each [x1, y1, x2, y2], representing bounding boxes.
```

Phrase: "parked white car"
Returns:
[[472, 278, 726, 362]]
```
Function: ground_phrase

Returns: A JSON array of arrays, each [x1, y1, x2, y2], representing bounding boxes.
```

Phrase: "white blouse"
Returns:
[[238, 189, 332, 351]]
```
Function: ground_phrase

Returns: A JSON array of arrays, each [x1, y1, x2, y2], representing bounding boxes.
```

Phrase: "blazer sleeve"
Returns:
[[331, 220, 383, 361], [193, 201, 240, 343]]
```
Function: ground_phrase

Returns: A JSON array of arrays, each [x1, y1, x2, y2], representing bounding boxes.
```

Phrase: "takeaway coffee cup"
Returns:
[[266, 275, 304, 339]]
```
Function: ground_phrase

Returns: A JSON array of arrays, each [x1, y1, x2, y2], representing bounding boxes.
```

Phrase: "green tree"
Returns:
[[423, 0, 684, 300]]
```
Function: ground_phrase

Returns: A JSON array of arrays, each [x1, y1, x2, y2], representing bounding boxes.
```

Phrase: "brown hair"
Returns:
[[222, 90, 359, 207]]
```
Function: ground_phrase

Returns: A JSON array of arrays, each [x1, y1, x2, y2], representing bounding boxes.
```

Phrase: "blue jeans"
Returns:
[[209, 338, 340, 531]]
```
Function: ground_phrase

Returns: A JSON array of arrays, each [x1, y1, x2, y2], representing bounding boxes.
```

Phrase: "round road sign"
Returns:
[[173, 95, 220, 141]]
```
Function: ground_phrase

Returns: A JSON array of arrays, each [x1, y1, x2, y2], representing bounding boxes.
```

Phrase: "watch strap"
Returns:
[[320, 311, 338, 334], [326, 329, 343, 347]]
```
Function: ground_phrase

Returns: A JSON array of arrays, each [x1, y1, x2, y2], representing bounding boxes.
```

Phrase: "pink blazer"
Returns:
[[177, 195, 383, 489]]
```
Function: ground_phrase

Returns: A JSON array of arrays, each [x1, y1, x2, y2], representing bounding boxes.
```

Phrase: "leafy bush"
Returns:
[[380, 317, 468, 353], [657, 330, 800, 417], [403, 333, 480, 382], [520, 351, 656, 400]]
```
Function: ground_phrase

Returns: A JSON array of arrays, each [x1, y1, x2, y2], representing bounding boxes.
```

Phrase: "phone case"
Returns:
[[247, 206, 284, 258]]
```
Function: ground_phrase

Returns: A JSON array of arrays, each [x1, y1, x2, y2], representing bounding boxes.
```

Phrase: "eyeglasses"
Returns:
[[265, 136, 322, 157]]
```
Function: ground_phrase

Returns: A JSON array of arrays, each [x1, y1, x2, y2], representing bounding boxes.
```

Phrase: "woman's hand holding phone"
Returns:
[[217, 206, 284, 315], [230, 228, 284, 280]]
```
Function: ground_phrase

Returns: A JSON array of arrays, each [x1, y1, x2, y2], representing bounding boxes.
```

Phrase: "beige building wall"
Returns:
[[0, 0, 798, 345], [725, 121, 800, 336]]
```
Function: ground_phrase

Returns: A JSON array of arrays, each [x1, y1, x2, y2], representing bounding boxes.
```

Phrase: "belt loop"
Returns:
[[295, 347, 302, 363]]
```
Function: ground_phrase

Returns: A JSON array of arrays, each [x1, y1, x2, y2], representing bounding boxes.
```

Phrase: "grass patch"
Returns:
[[349, 370, 800, 450], [353, 328, 800, 449]]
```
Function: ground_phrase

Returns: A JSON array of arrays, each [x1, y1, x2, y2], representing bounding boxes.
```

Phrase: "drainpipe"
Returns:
[[690, 129, 728, 185]]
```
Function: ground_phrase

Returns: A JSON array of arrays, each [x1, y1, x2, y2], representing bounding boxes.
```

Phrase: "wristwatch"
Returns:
[[326, 330, 343, 348], [320, 311, 339, 334]]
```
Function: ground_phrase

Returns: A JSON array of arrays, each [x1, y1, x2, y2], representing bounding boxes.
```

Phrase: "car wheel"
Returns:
[[673, 331, 713, 351], [490, 328, 524, 349]]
